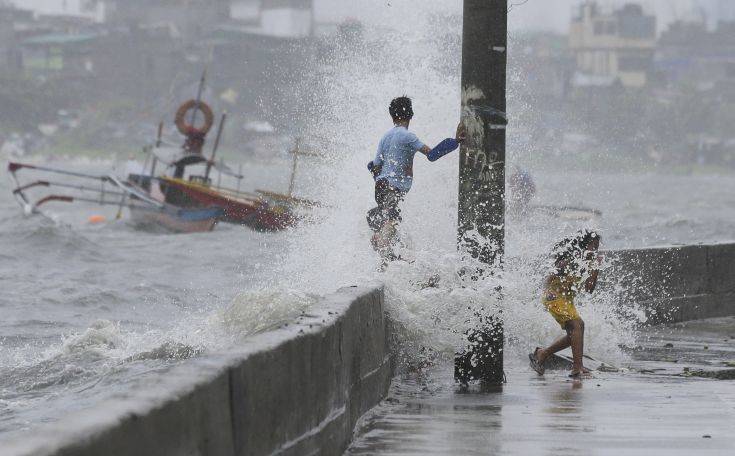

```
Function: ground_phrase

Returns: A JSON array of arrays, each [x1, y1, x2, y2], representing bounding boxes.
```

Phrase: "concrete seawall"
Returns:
[[604, 242, 735, 323], [3, 285, 393, 456]]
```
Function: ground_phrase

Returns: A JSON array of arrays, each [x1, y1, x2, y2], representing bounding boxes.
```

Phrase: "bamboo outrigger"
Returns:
[[8, 161, 223, 233]]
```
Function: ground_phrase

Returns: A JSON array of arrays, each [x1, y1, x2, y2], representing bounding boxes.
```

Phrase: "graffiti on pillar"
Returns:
[[463, 148, 503, 184], [460, 85, 505, 186]]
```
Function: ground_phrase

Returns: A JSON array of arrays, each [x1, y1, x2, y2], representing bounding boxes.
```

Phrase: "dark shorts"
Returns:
[[367, 179, 406, 232]]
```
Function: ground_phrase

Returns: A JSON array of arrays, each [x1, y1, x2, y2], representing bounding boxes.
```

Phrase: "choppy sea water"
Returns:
[[0, 160, 312, 438]]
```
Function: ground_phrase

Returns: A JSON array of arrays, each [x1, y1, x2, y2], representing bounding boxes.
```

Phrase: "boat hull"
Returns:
[[160, 178, 294, 231], [128, 205, 221, 233]]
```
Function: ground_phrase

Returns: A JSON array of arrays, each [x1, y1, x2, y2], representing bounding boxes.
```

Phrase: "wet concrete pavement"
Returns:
[[347, 318, 735, 455]]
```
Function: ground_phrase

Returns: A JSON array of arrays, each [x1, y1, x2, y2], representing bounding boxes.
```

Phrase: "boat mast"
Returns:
[[205, 113, 227, 183], [289, 138, 301, 197], [149, 121, 163, 177], [190, 69, 207, 134]]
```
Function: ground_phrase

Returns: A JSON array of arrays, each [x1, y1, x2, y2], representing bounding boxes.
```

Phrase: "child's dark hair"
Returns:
[[552, 229, 601, 276], [389, 96, 413, 121]]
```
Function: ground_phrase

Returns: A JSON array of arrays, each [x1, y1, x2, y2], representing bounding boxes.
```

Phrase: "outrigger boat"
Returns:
[[134, 92, 319, 231], [7, 73, 319, 233], [153, 136, 321, 231], [7, 161, 223, 233]]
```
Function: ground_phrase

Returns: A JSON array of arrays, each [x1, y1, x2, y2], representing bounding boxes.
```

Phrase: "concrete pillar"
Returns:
[[455, 0, 507, 385], [458, 0, 507, 261]]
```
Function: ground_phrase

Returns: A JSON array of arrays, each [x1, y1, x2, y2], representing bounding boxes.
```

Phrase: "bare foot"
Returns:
[[569, 369, 593, 379]]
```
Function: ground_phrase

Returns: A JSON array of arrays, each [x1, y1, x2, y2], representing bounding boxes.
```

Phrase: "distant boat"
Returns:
[[7, 162, 223, 234], [151, 135, 320, 232], [136, 81, 320, 232], [7, 74, 320, 233], [138, 111, 319, 232]]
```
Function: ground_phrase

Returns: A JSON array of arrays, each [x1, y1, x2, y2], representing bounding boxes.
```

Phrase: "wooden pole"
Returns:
[[206, 113, 227, 183], [150, 121, 163, 178], [190, 69, 207, 129], [237, 163, 243, 193], [156, 121, 164, 148], [288, 138, 301, 197]]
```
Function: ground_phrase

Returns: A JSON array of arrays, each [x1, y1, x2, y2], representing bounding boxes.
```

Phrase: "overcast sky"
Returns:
[[12, 0, 735, 33]]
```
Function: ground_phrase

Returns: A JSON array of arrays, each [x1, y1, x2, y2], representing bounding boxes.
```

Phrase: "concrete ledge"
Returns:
[[635, 293, 735, 325], [2, 285, 392, 456], [604, 243, 735, 323]]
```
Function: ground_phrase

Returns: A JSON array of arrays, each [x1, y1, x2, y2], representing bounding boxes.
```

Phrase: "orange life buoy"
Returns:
[[175, 100, 215, 136]]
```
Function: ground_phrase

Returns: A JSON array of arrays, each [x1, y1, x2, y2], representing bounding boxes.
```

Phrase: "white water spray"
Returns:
[[267, 0, 644, 367]]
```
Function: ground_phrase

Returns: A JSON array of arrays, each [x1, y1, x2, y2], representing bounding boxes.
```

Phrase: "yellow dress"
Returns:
[[542, 275, 582, 328]]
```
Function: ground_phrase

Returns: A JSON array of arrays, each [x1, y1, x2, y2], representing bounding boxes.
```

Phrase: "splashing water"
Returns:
[[211, 289, 318, 336], [268, 0, 643, 368]]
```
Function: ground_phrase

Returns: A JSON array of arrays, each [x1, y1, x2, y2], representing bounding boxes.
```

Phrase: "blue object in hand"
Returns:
[[427, 138, 459, 162]]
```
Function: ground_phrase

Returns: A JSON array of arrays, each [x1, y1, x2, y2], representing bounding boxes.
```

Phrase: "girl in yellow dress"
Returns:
[[529, 230, 601, 378]]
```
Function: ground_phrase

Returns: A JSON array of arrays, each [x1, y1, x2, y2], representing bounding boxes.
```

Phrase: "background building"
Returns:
[[657, 20, 735, 89], [569, 1, 656, 88], [105, 0, 229, 43]]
